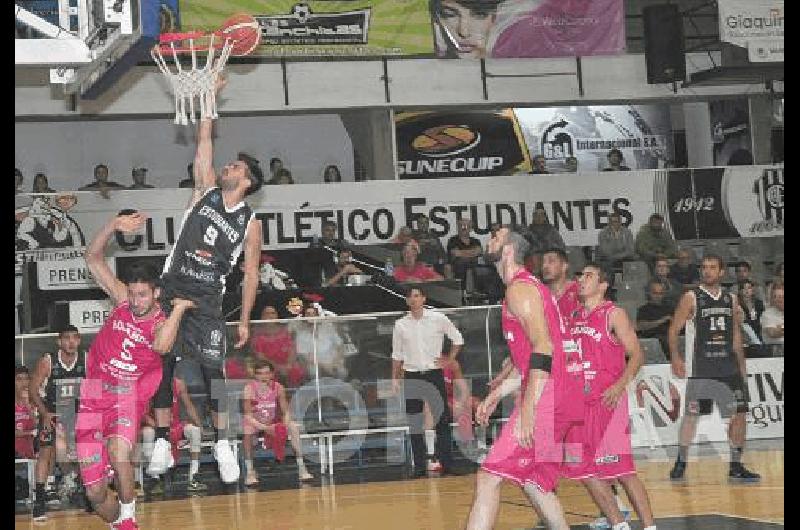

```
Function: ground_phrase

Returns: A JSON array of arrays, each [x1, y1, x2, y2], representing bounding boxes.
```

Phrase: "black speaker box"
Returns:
[[643, 4, 686, 84]]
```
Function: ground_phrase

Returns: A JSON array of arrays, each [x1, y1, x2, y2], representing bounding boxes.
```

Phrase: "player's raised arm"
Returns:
[[189, 77, 227, 206], [86, 212, 146, 305], [235, 218, 263, 348], [152, 298, 196, 354]]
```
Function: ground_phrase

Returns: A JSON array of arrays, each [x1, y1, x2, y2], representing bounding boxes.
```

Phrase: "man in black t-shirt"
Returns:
[[636, 280, 673, 355], [446, 218, 482, 287]]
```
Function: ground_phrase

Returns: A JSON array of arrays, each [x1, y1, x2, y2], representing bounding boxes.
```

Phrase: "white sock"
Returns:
[[119, 500, 136, 521], [616, 493, 629, 511], [297, 457, 306, 469], [245, 459, 254, 474], [643, 527, 657, 530], [189, 460, 199, 481], [424, 430, 436, 456], [611, 523, 631, 530]]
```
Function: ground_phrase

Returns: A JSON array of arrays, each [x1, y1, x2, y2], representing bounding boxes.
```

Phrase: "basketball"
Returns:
[[219, 14, 260, 56]]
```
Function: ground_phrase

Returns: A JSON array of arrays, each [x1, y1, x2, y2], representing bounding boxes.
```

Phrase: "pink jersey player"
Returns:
[[557, 280, 582, 325], [480, 269, 584, 491], [15, 402, 37, 459], [76, 301, 166, 486]]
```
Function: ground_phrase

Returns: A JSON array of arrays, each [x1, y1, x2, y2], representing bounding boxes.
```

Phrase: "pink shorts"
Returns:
[[76, 399, 145, 487], [480, 405, 571, 493], [562, 398, 635, 480]]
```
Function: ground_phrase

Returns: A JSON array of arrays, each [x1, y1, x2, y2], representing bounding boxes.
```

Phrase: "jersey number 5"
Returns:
[[204, 225, 219, 246]]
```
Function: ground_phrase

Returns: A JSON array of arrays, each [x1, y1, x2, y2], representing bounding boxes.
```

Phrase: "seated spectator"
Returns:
[[310, 220, 349, 251], [769, 261, 784, 290], [635, 213, 677, 268], [413, 214, 447, 273], [242, 359, 313, 487], [269, 168, 294, 185], [530, 154, 549, 174], [391, 226, 419, 250], [564, 156, 578, 173], [323, 165, 342, 183], [735, 260, 764, 300], [596, 211, 635, 277], [648, 256, 682, 311], [525, 206, 565, 275], [324, 248, 364, 287], [446, 218, 483, 283], [79, 164, 125, 191], [737, 279, 765, 346], [636, 280, 673, 356], [602, 148, 631, 171], [15, 168, 23, 194], [268, 157, 284, 182], [761, 283, 784, 346], [179, 163, 194, 188], [15, 365, 36, 459], [32, 173, 56, 193], [128, 167, 154, 189], [394, 242, 443, 283], [669, 248, 700, 290], [250, 305, 305, 387]]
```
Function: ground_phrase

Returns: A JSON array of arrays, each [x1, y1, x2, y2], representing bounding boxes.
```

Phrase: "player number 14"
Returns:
[[709, 316, 726, 331]]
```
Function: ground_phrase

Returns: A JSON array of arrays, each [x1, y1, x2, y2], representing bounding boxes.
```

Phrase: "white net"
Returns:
[[151, 34, 234, 126]]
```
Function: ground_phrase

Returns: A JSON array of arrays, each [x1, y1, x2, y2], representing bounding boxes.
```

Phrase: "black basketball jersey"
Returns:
[[42, 350, 86, 412], [686, 286, 737, 377], [162, 187, 254, 294]]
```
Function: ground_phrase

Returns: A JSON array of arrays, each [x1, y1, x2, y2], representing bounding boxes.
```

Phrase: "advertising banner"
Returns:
[[179, 0, 433, 57], [432, 0, 624, 59], [36, 255, 113, 291], [69, 299, 114, 332], [631, 358, 783, 448], [717, 0, 784, 62], [14, 166, 783, 275]]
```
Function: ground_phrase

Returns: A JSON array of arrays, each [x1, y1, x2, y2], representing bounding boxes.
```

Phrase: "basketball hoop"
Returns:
[[151, 15, 260, 126]]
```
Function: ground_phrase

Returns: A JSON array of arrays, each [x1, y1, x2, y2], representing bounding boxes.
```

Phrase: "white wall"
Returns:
[[14, 114, 356, 190]]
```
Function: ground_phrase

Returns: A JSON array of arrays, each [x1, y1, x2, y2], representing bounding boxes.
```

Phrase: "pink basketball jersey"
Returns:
[[80, 301, 165, 407], [246, 380, 281, 425], [501, 269, 584, 424], [556, 280, 582, 326], [15, 401, 36, 457], [570, 301, 626, 402]]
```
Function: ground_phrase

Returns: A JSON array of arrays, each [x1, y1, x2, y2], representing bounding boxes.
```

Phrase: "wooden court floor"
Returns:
[[16, 448, 783, 529]]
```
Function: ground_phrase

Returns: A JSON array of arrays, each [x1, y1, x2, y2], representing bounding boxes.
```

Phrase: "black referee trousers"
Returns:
[[403, 368, 453, 471]]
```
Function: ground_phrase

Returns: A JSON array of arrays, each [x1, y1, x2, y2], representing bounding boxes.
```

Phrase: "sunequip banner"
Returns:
[[179, 0, 434, 57], [14, 165, 783, 274], [631, 358, 783, 448]]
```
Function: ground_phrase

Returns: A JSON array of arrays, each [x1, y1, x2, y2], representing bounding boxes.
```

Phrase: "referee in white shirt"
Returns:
[[392, 286, 464, 476]]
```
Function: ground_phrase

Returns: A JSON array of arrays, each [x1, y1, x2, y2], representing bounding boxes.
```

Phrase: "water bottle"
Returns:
[[384, 257, 394, 276]]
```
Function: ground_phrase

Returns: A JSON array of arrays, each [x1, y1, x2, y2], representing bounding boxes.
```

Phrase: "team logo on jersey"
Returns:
[[595, 454, 620, 465], [210, 329, 222, 347], [237, 214, 246, 225]]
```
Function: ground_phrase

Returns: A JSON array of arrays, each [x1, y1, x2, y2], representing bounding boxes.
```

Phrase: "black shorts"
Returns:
[[685, 375, 749, 417], [38, 408, 77, 452], [160, 274, 226, 369]]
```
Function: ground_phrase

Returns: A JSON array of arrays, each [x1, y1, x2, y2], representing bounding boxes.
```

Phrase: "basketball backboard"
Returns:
[[14, 0, 178, 99]]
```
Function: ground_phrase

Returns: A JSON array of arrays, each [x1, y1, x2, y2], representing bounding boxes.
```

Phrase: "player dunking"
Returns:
[[564, 263, 656, 530], [668, 254, 760, 482], [148, 78, 265, 483], [465, 227, 584, 529], [77, 212, 195, 529]]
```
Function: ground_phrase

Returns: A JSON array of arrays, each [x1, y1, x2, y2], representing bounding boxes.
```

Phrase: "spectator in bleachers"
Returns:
[[737, 280, 765, 346], [242, 358, 313, 487], [636, 280, 673, 356], [15, 366, 37, 460], [735, 260, 764, 299], [771, 261, 784, 288], [649, 256, 682, 311], [669, 248, 700, 290], [530, 154, 549, 174], [635, 213, 677, 268], [602, 148, 631, 171], [527, 206, 566, 254], [128, 167, 154, 189], [32, 173, 56, 193], [324, 248, 364, 287], [392, 226, 419, 249], [323, 165, 342, 183], [179, 163, 194, 188], [15, 168, 24, 194], [268, 157, 284, 181], [250, 305, 305, 387], [310, 220, 349, 251], [269, 168, 294, 185], [413, 214, 447, 273], [446, 218, 483, 284], [596, 211, 635, 277], [395, 242, 444, 283], [761, 283, 784, 346], [565, 156, 579, 173], [79, 164, 125, 192]]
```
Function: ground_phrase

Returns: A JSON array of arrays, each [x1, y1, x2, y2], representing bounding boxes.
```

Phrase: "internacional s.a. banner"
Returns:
[[179, 0, 434, 57], [432, 0, 625, 59]]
